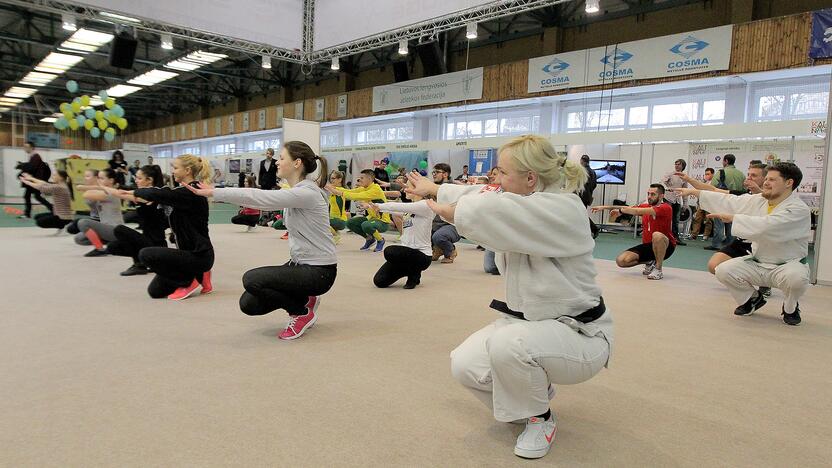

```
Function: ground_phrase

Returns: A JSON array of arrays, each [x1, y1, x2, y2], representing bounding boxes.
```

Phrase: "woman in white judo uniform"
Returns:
[[406, 135, 613, 459]]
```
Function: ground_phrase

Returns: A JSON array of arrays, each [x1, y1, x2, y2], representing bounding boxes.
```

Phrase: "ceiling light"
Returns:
[[4, 87, 38, 98], [99, 11, 141, 23], [262, 55, 271, 69], [161, 34, 173, 50], [0, 107, 12, 113], [466, 22, 477, 40], [331, 57, 340, 71], [398, 40, 408, 55], [61, 28, 114, 53], [164, 50, 227, 71], [34, 52, 84, 74], [127, 69, 178, 86], [40, 116, 58, 122], [105, 84, 142, 97], [585, 0, 600, 14], [89, 96, 104, 106], [62, 13, 77, 31], [0, 97, 24, 105], [20, 72, 58, 87]]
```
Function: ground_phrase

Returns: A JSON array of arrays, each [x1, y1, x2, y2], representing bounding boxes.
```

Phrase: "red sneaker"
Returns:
[[200, 271, 213, 294], [277, 297, 320, 340], [168, 279, 200, 301], [280, 232, 289, 240]]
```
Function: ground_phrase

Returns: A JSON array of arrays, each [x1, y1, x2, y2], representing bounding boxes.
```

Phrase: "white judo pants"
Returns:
[[714, 257, 809, 314], [450, 312, 613, 422]]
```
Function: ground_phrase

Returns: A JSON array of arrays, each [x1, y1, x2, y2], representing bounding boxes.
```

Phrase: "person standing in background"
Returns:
[[579, 155, 599, 238], [108, 150, 129, 187], [259, 148, 278, 190], [374, 158, 391, 184], [708, 154, 746, 250], [662, 159, 690, 246], [16, 141, 53, 218]]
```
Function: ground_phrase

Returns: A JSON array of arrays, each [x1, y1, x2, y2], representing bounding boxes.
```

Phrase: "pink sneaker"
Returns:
[[200, 271, 213, 294], [277, 296, 320, 340], [168, 279, 200, 301]]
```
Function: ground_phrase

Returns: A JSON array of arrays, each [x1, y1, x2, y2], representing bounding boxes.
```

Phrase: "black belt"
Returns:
[[489, 297, 606, 324]]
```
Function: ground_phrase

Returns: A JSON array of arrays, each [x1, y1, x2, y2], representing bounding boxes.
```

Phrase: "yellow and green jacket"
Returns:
[[329, 192, 347, 221], [339, 183, 391, 223]]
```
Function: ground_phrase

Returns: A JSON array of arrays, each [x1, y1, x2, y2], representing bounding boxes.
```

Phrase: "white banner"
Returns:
[[528, 25, 733, 93], [373, 68, 484, 113]]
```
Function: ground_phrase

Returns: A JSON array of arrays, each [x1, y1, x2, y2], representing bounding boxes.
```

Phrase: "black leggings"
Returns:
[[240, 262, 337, 316], [138, 247, 214, 298], [23, 187, 53, 217], [107, 225, 166, 263], [231, 214, 260, 227], [34, 213, 70, 229], [373, 245, 432, 288]]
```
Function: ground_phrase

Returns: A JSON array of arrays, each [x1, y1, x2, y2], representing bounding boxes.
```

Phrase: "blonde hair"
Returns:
[[498, 135, 587, 194], [177, 154, 213, 183]]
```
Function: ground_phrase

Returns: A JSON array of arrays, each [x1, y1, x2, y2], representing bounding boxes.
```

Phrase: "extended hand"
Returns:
[[670, 187, 698, 198], [183, 182, 215, 197], [426, 199, 455, 223], [744, 179, 762, 194], [706, 213, 734, 223], [405, 172, 438, 198], [590, 205, 609, 213]]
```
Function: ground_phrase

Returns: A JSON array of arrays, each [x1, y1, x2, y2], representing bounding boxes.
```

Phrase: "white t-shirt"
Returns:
[[377, 200, 434, 256]]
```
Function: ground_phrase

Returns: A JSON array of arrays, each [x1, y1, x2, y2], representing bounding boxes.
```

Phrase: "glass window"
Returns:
[[484, 119, 498, 135], [758, 95, 785, 118], [651, 102, 699, 127], [628, 106, 648, 126], [181, 145, 200, 155], [702, 100, 725, 121], [790, 92, 828, 116]]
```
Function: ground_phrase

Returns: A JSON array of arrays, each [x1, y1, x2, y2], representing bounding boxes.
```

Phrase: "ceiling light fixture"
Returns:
[[466, 22, 478, 40]]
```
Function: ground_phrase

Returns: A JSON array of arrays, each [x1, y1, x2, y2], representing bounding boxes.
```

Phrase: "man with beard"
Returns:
[[592, 183, 676, 280], [674, 162, 809, 325]]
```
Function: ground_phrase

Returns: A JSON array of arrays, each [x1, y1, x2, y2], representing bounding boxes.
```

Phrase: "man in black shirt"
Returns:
[[374, 157, 390, 183], [259, 148, 277, 190]]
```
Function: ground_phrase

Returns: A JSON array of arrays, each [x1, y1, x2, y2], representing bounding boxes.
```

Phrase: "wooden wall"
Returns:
[[128, 12, 818, 146]]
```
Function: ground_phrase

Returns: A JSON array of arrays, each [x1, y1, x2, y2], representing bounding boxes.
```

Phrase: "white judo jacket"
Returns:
[[698, 190, 810, 267], [438, 183, 603, 321]]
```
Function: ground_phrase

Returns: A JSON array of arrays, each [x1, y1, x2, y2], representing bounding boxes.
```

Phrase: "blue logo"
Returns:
[[542, 57, 570, 77], [600, 49, 633, 65], [670, 36, 709, 59]]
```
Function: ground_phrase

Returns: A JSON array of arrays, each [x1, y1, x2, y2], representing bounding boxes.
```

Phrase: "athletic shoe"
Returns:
[[168, 279, 200, 301], [431, 246, 443, 261], [782, 303, 801, 326], [441, 248, 458, 264], [374, 239, 385, 252], [514, 413, 557, 459], [647, 269, 663, 280], [360, 237, 376, 251], [642, 261, 656, 276], [734, 291, 767, 316], [120, 264, 149, 276], [280, 232, 289, 240], [759, 286, 772, 298], [246, 225, 255, 232], [84, 248, 108, 257], [200, 271, 213, 294], [403, 278, 420, 289], [278, 301, 318, 340]]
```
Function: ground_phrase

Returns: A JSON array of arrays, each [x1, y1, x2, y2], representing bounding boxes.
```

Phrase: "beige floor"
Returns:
[[1, 224, 830, 467]]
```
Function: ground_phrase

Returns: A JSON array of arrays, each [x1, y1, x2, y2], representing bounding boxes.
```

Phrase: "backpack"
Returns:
[[715, 169, 728, 190]]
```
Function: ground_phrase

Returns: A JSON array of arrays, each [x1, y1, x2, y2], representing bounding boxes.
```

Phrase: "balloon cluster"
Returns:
[[52, 81, 129, 143]]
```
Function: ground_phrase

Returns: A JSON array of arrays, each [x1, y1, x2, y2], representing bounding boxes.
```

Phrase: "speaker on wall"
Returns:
[[109, 31, 138, 69], [393, 61, 409, 82]]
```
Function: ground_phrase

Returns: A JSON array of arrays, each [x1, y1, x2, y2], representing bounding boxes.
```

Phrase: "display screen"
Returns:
[[589, 160, 627, 185]]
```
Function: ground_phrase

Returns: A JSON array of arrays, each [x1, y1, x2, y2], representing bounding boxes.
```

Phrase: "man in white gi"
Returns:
[[674, 162, 809, 325]]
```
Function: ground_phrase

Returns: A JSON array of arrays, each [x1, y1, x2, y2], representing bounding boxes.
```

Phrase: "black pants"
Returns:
[[373, 246, 432, 288], [34, 213, 70, 229], [670, 202, 681, 240], [23, 187, 53, 217], [240, 262, 337, 316], [231, 214, 260, 227], [123, 210, 140, 225], [107, 225, 166, 263], [138, 247, 214, 298]]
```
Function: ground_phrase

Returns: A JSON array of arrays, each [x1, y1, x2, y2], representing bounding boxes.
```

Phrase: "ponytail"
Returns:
[[283, 141, 328, 189], [499, 135, 587, 194], [177, 154, 213, 183], [57, 170, 73, 199]]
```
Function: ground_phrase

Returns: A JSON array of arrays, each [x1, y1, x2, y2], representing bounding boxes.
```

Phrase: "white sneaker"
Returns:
[[246, 225, 255, 232], [647, 269, 664, 280], [514, 413, 557, 459], [642, 261, 656, 276]]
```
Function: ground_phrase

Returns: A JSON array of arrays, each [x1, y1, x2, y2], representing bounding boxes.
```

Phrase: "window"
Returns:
[[751, 78, 829, 122], [628, 106, 648, 126], [246, 137, 280, 152], [353, 120, 414, 144], [180, 145, 200, 155], [155, 148, 172, 158], [702, 100, 725, 122], [320, 128, 341, 148], [445, 108, 540, 139], [651, 102, 699, 127], [211, 142, 236, 155]]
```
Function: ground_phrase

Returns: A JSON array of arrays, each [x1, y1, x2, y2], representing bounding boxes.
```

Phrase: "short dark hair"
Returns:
[[25, 140, 34, 148], [674, 159, 687, 170], [724, 154, 736, 165], [433, 163, 451, 176], [266, 148, 274, 155], [462, 164, 468, 168], [768, 162, 802, 191], [360, 169, 375, 178], [749, 159, 763, 166], [748, 162, 768, 176], [705, 167, 715, 175], [649, 183, 666, 194]]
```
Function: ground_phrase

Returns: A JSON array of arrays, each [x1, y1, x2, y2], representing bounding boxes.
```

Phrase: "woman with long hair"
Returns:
[[74, 168, 125, 257], [230, 175, 261, 231], [185, 141, 336, 340], [96, 165, 168, 276], [130, 155, 215, 300], [19, 170, 73, 231], [406, 135, 613, 460]]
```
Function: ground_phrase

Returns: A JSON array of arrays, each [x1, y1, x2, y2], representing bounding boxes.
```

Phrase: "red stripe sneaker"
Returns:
[[277, 296, 320, 340], [168, 279, 200, 301], [200, 271, 213, 294]]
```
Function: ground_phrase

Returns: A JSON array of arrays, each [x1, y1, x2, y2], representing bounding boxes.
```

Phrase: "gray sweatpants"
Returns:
[[75, 218, 118, 245]]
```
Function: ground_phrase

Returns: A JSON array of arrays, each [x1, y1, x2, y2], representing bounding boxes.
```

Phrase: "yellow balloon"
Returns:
[[105, 98, 115, 109], [105, 127, 115, 135], [63, 110, 74, 120], [71, 101, 81, 113], [95, 110, 104, 121], [68, 119, 79, 130], [59, 103, 70, 113], [107, 113, 118, 124], [80, 95, 91, 106], [84, 119, 95, 130], [116, 118, 128, 130], [97, 119, 108, 130]]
